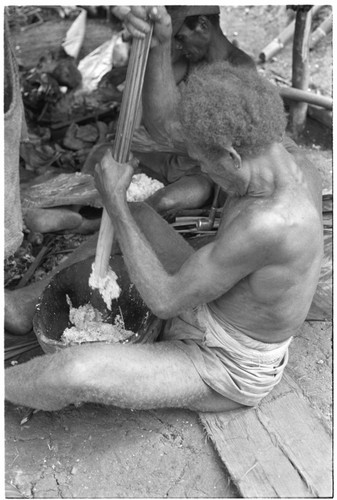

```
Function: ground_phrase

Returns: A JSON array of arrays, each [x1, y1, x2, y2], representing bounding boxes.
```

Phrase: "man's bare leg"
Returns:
[[5, 341, 242, 413], [5, 234, 99, 335], [146, 175, 213, 217]]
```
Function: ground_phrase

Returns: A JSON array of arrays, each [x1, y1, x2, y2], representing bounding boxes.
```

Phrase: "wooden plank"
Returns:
[[289, 8, 312, 137], [199, 373, 332, 497], [258, 374, 332, 495]]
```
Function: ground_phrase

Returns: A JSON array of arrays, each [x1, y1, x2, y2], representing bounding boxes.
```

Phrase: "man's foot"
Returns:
[[5, 281, 47, 335], [4, 233, 114, 336]]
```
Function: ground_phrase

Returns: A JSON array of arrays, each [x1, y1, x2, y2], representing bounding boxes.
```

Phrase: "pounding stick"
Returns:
[[91, 27, 153, 294]]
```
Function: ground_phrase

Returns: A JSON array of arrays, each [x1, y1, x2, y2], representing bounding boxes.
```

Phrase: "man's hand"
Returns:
[[94, 149, 136, 216], [112, 6, 172, 47]]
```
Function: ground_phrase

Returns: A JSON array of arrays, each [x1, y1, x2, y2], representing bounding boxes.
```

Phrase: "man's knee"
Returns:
[[146, 188, 178, 214], [148, 177, 213, 214], [42, 347, 92, 391], [5, 349, 88, 411]]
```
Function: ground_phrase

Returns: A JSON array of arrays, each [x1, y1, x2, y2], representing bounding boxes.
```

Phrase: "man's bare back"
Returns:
[[209, 144, 323, 343]]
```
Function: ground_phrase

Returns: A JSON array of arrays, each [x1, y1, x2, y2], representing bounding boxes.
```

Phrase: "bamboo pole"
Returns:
[[309, 14, 332, 50], [259, 20, 295, 63], [279, 87, 332, 128], [279, 86, 332, 110], [92, 28, 153, 285], [259, 5, 323, 63]]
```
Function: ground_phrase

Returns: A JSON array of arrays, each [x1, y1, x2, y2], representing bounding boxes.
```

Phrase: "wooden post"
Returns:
[[289, 7, 312, 139]]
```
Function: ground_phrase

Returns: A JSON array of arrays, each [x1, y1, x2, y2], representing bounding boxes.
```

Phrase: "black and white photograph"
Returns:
[[4, 4, 332, 498]]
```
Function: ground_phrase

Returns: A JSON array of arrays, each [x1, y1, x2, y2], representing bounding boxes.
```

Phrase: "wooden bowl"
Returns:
[[33, 255, 163, 354]]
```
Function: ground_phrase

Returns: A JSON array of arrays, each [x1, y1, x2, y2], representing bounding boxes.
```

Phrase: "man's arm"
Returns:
[[112, 6, 187, 152], [94, 151, 270, 319], [141, 8, 182, 147]]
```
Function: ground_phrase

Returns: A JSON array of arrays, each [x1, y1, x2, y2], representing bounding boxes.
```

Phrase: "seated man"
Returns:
[[4, 6, 242, 335], [115, 5, 256, 217], [167, 5, 256, 81], [5, 7, 323, 413]]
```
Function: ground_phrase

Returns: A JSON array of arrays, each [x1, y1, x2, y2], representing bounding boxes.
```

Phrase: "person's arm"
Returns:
[[94, 151, 274, 319], [141, 8, 183, 147], [229, 44, 257, 70], [112, 6, 187, 152]]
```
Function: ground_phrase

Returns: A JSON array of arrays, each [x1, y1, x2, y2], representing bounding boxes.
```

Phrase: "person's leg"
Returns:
[[5, 341, 242, 412], [5, 234, 99, 335], [136, 151, 214, 216], [130, 201, 194, 273], [145, 175, 213, 217]]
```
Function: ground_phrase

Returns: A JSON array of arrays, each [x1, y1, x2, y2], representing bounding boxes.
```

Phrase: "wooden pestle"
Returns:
[[91, 27, 153, 288]]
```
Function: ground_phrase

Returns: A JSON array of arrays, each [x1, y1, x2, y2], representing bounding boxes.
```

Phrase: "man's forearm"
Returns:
[[109, 201, 175, 317], [142, 43, 184, 148]]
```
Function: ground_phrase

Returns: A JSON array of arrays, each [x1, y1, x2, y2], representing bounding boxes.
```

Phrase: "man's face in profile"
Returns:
[[174, 20, 209, 63]]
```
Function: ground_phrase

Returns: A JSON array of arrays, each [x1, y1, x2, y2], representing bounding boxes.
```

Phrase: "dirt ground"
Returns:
[[5, 5, 332, 499]]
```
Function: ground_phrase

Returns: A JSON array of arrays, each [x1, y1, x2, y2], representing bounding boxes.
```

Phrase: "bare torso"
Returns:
[[209, 150, 323, 343]]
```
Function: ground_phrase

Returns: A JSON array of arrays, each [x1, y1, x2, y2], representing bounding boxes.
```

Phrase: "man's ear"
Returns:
[[196, 15, 210, 33], [225, 146, 242, 169]]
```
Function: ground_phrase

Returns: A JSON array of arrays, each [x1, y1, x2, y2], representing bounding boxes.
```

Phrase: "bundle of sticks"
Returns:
[[90, 26, 153, 297]]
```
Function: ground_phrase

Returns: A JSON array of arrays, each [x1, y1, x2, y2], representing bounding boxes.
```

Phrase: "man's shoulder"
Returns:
[[212, 199, 318, 282], [235, 194, 321, 260], [221, 190, 320, 258], [226, 45, 256, 70], [239, 194, 319, 237], [223, 196, 287, 232], [283, 137, 323, 190], [216, 199, 288, 259]]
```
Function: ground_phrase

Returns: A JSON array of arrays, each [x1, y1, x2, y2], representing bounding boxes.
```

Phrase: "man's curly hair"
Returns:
[[178, 62, 287, 159]]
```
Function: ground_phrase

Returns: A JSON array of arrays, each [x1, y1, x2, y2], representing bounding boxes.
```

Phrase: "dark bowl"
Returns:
[[33, 255, 163, 354]]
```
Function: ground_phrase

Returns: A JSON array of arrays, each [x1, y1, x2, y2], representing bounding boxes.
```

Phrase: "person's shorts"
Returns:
[[159, 304, 292, 407]]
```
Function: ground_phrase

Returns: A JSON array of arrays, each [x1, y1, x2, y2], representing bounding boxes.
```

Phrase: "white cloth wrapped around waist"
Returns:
[[200, 303, 292, 366], [162, 304, 293, 406]]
